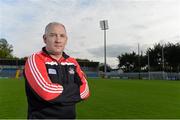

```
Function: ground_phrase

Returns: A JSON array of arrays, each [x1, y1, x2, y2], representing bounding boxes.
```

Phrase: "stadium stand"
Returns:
[[1, 59, 179, 80], [0, 59, 25, 78], [0, 59, 99, 78]]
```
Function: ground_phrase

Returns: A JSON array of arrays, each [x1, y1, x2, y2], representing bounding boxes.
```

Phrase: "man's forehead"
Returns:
[[45, 23, 66, 34], [48, 32, 66, 35], [49, 24, 65, 30], [47, 26, 66, 33]]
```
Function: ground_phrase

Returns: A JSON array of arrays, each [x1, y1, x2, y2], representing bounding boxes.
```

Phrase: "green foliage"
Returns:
[[118, 52, 138, 72], [118, 42, 180, 72], [99, 63, 112, 72], [117, 52, 146, 72], [76, 58, 90, 62], [147, 42, 180, 72], [0, 38, 13, 58], [165, 43, 180, 71]]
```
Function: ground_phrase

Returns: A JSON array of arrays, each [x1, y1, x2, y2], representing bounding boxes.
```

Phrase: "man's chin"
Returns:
[[53, 51, 63, 55], [47, 50, 63, 55]]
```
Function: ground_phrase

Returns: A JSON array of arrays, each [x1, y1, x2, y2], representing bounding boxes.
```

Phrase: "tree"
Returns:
[[76, 58, 90, 62], [145, 43, 163, 71], [0, 38, 13, 58], [99, 63, 112, 72], [117, 42, 180, 72], [117, 52, 139, 72], [165, 43, 180, 72], [144, 42, 180, 72]]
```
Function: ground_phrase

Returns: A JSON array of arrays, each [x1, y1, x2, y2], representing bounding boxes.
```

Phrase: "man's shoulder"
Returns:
[[27, 51, 44, 60], [66, 57, 78, 65]]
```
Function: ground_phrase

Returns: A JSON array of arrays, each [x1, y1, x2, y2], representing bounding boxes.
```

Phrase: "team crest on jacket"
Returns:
[[69, 67, 75, 74]]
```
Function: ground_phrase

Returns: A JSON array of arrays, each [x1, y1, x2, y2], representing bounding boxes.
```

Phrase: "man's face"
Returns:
[[43, 24, 67, 55]]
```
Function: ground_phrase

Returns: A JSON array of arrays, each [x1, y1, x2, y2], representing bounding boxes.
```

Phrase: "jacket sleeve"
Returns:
[[24, 53, 63, 101], [74, 60, 90, 100]]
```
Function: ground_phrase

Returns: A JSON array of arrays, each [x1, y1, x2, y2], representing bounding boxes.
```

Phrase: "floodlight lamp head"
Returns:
[[100, 20, 109, 30]]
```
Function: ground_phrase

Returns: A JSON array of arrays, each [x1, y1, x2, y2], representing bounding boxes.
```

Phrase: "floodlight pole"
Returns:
[[100, 20, 109, 78], [104, 27, 107, 77]]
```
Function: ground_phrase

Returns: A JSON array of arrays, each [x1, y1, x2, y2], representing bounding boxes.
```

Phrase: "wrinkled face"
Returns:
[[43, 24, 67, 55]]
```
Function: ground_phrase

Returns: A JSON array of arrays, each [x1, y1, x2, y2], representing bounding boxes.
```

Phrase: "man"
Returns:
[[24, 22, 90, 119]]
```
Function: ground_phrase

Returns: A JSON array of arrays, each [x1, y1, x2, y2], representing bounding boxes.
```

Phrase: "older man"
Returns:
[[24, 22, 90, 119]]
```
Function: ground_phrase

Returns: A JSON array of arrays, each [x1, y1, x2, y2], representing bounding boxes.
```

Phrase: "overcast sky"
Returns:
[[0, 0, 180, 68]]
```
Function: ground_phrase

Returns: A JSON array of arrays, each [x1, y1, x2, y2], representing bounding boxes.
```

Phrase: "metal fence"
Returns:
[[1, 65, 180, 80], [106, 71, 180, 80]]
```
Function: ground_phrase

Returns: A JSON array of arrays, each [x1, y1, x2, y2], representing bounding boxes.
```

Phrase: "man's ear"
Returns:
[[43, 35, 47, 44]]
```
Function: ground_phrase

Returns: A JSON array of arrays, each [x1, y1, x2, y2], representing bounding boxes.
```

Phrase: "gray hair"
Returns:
[[44, 22, 66, 34]]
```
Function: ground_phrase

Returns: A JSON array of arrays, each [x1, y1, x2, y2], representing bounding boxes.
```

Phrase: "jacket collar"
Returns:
[[42, 47, 69, 59]]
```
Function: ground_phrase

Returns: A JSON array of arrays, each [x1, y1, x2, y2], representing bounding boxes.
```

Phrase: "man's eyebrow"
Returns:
[[49, 32, 65, 34]]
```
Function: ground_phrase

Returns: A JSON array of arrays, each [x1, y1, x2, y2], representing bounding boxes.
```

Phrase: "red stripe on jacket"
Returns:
[[25, 53, 63, 101]]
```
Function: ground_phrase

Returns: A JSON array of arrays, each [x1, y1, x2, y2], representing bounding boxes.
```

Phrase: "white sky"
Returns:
[[0, 0, 180, 68]]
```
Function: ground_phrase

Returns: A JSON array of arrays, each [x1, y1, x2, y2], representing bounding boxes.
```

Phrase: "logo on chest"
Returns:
[[68, 67, 75, 75], [48, 68, 57, 74]]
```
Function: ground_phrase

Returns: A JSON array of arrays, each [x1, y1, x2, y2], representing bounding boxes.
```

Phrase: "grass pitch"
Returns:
[[0, 78, 180, 119]]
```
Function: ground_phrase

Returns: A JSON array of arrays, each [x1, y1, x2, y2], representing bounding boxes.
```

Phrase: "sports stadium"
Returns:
[[0, 58, 180, 119], [1, 0, 180, 119]]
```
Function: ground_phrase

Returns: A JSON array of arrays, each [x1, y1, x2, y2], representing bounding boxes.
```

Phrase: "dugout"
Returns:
[[78, 61, 99, 77], [0, 59, 25, 78], [0, 59, 99, 78]]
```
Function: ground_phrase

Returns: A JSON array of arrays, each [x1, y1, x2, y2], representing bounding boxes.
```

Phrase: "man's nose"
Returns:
[[55, 39, 62, 43], [55, 35, 62, 42]]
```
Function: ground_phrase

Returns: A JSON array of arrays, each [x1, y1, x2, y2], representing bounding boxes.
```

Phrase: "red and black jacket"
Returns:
[[24, 47, 90, 118]]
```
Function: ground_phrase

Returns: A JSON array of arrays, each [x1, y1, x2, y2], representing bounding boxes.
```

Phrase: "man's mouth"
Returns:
[[55, 45, 63, 48]]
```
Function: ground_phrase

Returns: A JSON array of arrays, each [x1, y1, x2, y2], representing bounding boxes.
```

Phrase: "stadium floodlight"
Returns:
[[100, 20, 109, 78], [100, 20, 108, 30]]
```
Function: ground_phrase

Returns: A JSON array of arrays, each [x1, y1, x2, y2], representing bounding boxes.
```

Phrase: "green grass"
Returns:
[[0, 78, 27, 119], [0, 78, 180, 119]]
